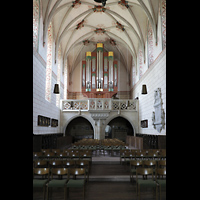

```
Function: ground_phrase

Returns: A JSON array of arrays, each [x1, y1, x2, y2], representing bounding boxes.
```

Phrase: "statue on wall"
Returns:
[[152, 88, 165, 133]]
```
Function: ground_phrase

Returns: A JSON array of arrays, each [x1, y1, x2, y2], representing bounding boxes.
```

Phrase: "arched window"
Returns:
[[45, 22, 53, 102], [33, 0, 40, 50]]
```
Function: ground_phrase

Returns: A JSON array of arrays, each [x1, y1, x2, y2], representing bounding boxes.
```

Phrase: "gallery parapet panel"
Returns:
[[61, 99, 138, 112]]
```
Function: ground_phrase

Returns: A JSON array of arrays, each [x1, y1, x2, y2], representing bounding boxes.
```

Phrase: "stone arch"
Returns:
[[104, 114, 136, 138], [63, 115, 95, 138]]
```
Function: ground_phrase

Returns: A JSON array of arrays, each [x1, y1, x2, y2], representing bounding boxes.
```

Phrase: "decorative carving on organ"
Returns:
[[82, 43, 118, 98]]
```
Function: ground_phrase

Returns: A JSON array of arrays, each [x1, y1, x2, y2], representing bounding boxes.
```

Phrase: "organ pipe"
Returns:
[[86, 52, 91, 91]]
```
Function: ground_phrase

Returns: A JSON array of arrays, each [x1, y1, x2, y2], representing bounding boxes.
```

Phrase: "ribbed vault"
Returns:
[[41, 0, 160, 74]]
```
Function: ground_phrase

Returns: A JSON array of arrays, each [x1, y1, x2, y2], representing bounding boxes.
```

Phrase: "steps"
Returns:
[[89, 175, 130, 182], [89, 155, 130, 182]]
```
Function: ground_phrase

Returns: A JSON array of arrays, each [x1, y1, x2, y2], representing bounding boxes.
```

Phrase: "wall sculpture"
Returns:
[[152, 88, 165, 133]]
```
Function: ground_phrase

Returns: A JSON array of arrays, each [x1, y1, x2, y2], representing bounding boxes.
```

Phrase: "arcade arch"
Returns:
[[64, 116, 94, 142]]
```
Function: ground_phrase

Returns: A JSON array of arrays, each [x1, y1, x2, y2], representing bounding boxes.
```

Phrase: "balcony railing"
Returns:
[[61, 98, 138, 112]]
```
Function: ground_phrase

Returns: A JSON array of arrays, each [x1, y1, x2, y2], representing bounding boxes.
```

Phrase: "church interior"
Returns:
[[33, 0, 166, 199]]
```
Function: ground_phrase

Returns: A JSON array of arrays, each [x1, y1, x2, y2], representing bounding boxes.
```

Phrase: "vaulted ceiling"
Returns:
[[41, 0, 160, 74]]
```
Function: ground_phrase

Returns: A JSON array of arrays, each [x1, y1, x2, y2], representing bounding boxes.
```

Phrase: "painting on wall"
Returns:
[[38, 115, 51, 127], [51, 119, 58, 127], [38, 115, 58, 127]]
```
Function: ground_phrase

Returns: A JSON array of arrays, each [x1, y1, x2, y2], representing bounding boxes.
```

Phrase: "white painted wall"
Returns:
[[131, 49, 166, 135], [33, 51, 61, 134]]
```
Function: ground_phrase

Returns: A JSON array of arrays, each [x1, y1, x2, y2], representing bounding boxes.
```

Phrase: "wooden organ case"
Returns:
[[82, 43, 118, 98]]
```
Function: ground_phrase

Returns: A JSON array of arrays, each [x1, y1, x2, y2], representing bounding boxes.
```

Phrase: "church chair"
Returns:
[[136, 151, 146, 160], [130, 160, 143, 182], [103, 145, 112, 156], [69, 152, 80, 160], [112, 145, 121, 156], [120, 149, 130, 164], [47, 168, 69, 200], [136, 168, 157, 200], [33, 168, 49, 200], [76, 160, 90, 182], [63, 149, 71, 155], [63, 160, 76, 168], [67, 168, 86, 199], [131, 149, 138, 156], [143, 160, 157, 175], [41, 149, 51, 154], [155, 168, 166, 200], [146, 151, 159, 160], [33, 152, 43, 158], [58, 152, 69, 159], [49, 160, 63, 168], [51, 149, 61, 155], [34, 160, 48, 168], [88, 145, 97, 156], [43, 152, 56, 159], [159, 150, 166, 160], [157, 160, 166, 168], [124, 151, 135, 167], [79, 151, 92, 162]]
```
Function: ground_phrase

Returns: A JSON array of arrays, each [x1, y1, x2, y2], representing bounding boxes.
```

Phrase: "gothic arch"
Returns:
[[104, 114, 136, 137], [63, 114, 95, 136]]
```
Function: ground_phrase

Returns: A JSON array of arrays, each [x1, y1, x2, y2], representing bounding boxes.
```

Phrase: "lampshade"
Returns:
[[141, 84, 147, 94], [53, 84, 59, 94]]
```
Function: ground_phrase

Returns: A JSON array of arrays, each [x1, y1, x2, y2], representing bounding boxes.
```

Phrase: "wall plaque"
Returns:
[[141, 119, 148, 128]]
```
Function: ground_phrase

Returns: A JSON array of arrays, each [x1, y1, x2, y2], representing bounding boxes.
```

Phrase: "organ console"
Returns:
[[82, 43, 118, 98]]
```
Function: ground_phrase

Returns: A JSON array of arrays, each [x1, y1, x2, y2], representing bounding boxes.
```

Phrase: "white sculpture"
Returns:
[[152, 88, 165, 133]]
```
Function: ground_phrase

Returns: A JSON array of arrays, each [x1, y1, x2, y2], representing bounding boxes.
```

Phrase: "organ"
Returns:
[[82, 43, 118, 98]]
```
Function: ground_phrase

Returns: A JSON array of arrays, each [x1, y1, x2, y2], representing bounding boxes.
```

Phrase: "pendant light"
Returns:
[[141, 84, 147, 94], [94, 0, 107, 6], [53, 84, 59, 94]]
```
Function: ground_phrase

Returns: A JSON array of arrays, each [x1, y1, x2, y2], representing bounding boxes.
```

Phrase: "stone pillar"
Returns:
[[91, 111, 110, 140]]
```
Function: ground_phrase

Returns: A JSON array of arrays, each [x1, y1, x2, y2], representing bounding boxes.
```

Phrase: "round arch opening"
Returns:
[[105, 116, 134, 142], [65, 116, 94, 143]]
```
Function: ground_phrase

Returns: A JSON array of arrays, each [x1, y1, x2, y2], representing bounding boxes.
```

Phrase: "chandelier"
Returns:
[[94, 0, 107, 7]]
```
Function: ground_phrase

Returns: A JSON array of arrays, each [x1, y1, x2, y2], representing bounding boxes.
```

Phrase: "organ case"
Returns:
[[82, 43, 118, 98]]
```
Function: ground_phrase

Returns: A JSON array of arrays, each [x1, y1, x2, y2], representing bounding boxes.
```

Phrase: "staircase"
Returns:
[[89, 153, 130, 182]]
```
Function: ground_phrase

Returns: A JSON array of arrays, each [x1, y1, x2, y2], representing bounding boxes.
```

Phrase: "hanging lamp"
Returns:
[[141, 84, 147, 94], [53, 84, 59, 94], [94, 0, 107, 6]]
